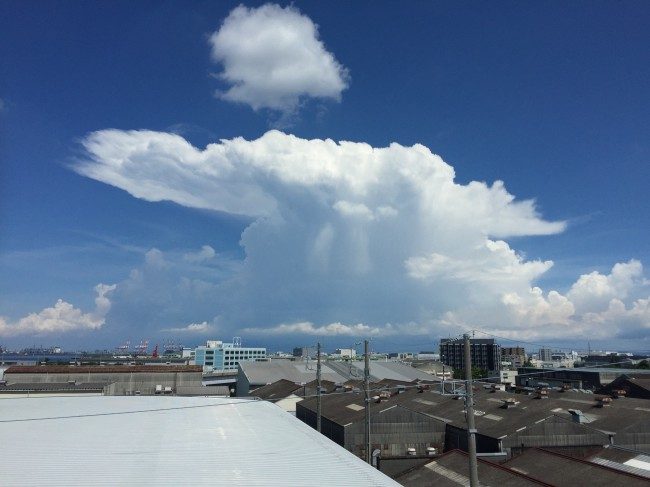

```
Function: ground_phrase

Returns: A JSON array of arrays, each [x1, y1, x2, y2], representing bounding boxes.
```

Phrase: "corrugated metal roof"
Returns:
[[503, 448, 649, 485], [395, 450, 551, 486], [240, 360, 349, 385], [241, 360, 437, 386], [589, 446, 650, 478], [0, 396, 400, 486]]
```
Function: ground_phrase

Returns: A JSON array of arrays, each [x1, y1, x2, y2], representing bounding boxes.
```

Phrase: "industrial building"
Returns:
[[439, 338, 501, 374], [516, 366, 650, 390], [298, 383, 650, 459], [1, 365, 210, 396], [0, 396, 400, 486], [194, 339, 266, 373], [297, 386, 448, 459], [597, 375, 650, 399]]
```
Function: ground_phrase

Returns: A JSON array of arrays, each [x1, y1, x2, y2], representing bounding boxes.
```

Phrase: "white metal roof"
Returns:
[[0, 396, 399, 486], [240, 360, 349, 385], [240, 359, 437, 386]]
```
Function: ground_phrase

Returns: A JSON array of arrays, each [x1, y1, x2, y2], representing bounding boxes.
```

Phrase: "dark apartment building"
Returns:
[[439, 338, 501, 374]]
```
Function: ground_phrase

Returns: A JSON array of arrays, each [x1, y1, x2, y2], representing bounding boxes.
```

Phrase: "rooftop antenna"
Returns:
[[233, 336, 242, 348]]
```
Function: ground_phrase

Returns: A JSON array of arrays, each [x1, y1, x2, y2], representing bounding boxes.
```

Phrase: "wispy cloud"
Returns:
[[243, 321, 384, 337], [161, 321, 216, 334]]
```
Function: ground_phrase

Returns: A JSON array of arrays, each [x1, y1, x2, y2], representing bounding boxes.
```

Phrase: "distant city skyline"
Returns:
[[1, 2, 649, 350]]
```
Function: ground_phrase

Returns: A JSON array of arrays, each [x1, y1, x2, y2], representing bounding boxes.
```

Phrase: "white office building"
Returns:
[[194, 339, 266, 373]]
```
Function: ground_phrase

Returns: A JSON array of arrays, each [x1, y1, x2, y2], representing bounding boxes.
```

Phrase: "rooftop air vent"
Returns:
[[596, 397, 612, 408], [502, 398, 520, 409]]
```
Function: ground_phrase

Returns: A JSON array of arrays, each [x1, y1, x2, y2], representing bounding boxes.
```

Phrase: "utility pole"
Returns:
[[317, 341, 322, 433], [464, 333, 479, 487], [364, 339, 371, 464]]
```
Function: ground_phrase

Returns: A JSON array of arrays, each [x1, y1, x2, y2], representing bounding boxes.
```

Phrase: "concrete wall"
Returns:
[[5, 371, 203, 396]]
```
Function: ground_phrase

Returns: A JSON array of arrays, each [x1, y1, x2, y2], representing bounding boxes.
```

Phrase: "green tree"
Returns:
[[453, 367, 487, 379]]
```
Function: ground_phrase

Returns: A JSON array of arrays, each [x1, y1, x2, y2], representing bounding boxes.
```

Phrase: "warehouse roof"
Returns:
[[251, 379, 304, 399], [4, 365, 202, 374], [588, 445, 650, 478], [240, 360, 438, 388], [503, 448, 649, 486], [0, 396, 400, 486], [299, 384, 649, 444], [326, 360, 438, 383], [240, 360, 349, 385], [395, 450, 551, 486], [253, 379, 343, 400]]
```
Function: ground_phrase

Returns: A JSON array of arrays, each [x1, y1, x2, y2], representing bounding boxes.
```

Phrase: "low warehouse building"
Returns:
[[2, 365, 205, 395]]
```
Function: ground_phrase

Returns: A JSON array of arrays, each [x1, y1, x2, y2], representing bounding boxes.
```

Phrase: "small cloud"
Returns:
[[145, 248, 166, 268], [0, 284, 116, 337], [162, 321, 215, 333], [183, 245, 216, 263], [209, 3, 349, 117]]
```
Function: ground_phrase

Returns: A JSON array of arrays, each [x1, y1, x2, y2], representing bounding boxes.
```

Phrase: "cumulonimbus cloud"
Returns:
[[209, 3, 349, 115], [0, 284, 116, 337], [74, 129, 650, 341]]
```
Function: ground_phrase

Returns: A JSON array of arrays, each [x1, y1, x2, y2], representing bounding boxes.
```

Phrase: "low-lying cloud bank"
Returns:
[[66, 130, 649, 343], [0, 284, 115, 337]]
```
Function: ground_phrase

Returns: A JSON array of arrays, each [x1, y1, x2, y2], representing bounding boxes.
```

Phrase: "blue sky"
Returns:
[[1, 1, 649, 352]]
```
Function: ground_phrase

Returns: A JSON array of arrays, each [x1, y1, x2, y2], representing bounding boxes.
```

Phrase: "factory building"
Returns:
[[298, 383, 650, 459]]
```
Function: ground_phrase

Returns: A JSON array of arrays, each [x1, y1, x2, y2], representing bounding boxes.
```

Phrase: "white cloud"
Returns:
[[209, 4, 349, 115], [183, 245, 216, 263], [567, 259, 644, 313], [75, 128, 650, 342], [0, 284, 116, 337], [244, 321, 384, 337], [497, 260, 649, 340], [162, 321, 216, 334], [406, 239, 553, 285]]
